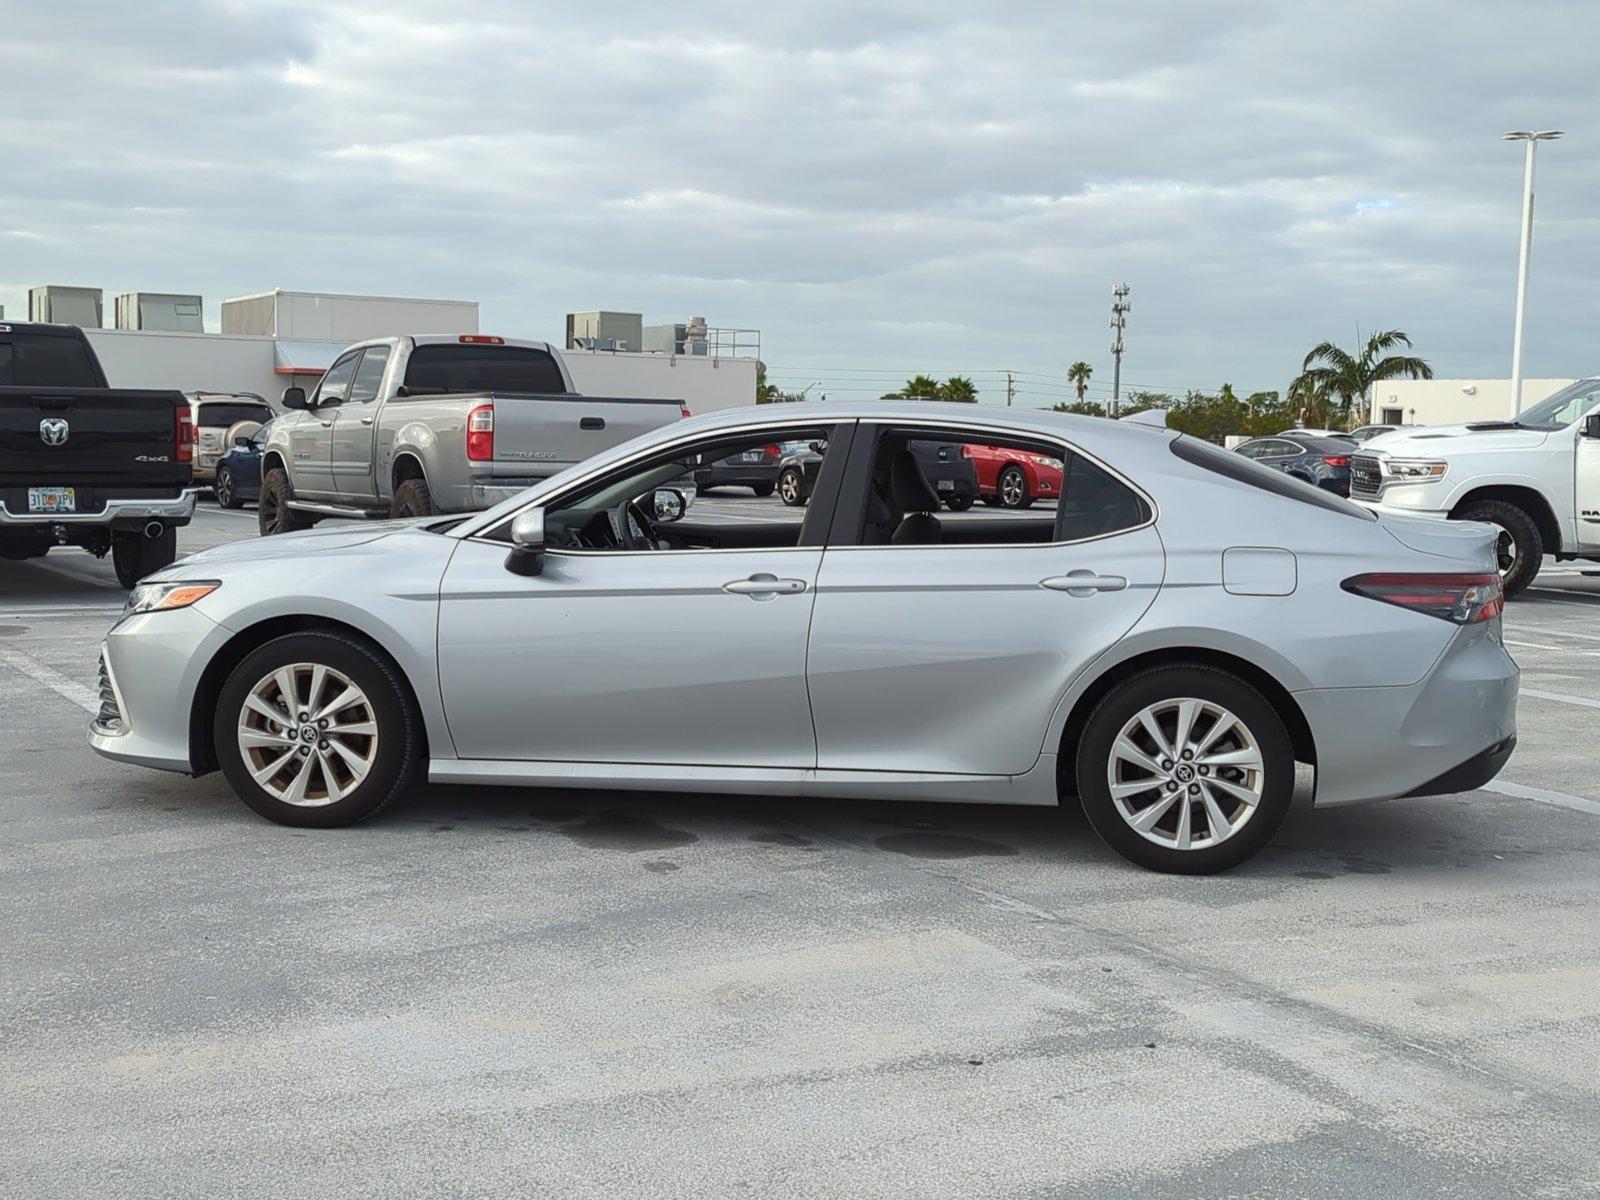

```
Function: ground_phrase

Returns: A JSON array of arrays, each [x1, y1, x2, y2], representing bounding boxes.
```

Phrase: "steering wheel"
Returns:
[[610, 498, 659, 550]]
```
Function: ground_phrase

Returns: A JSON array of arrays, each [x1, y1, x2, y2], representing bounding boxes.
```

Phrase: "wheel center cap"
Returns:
[[1174, 764, 1195, 783], [299, 725, 318, 743]]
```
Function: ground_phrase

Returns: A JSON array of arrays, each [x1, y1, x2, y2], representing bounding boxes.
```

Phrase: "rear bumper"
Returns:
[[0, 488, 199, 530], [1404, 735, 1516, 798]]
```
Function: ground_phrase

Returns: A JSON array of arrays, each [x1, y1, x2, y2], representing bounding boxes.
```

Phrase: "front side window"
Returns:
[[838, 426, 1148, 547], [313, 353, 360, 408], [349, 346, 392, 403], [505, 425, 839, 553], [1514, 379, 1600, 431]]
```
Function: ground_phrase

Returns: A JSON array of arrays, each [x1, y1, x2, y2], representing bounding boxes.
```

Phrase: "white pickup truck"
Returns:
[[259, 335, 686, 534], [1350, 378, 1600, 596]]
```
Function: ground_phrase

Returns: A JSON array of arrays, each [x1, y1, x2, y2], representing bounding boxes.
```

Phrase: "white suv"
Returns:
[[1350, 379, 1600, 595]]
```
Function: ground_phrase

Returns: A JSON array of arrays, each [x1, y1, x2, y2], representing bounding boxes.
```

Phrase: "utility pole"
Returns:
[[1004, 370, 1015, 407], [1502, 130, 1562, 418], [1109, 283, 1130, 416]]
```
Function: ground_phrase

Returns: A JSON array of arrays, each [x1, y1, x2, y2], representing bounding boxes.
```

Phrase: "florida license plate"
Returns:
[[741, 451, 764, 462], [936, 479, 955, 492], [27, 486, 75, 514]]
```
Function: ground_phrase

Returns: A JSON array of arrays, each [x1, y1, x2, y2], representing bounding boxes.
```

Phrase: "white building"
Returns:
[[1368, 378, 1576, 426]]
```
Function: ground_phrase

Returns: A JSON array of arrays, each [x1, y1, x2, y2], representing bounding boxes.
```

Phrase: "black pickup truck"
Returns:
[[0, 322, 197, 586]]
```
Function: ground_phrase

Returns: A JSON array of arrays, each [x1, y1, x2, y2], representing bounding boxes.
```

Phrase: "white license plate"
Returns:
[[936, 479, 955, 492], [27, 486, 75, 514], [741, 451, 764, 462]]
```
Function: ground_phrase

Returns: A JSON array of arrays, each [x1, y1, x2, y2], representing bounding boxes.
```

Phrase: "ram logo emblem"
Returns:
[[39, 418, 69, 446]]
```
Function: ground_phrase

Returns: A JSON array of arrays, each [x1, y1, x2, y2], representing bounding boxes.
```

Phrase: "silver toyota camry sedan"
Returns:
[[89, 402, 1518, 873]]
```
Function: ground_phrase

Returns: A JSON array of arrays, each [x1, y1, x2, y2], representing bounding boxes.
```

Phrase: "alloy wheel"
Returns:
[[1105, 697, 1265, 850], [780, 471, 800, 503], [1493, 526, 1518, 578], [236, 662, 379, 807], [215, 470, 233, 507], [1000, 468, 1026, 506]]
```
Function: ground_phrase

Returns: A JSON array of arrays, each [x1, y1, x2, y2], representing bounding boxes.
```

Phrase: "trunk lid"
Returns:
[[488, 393, 684, 473], [1378, 512, 1498, 572]]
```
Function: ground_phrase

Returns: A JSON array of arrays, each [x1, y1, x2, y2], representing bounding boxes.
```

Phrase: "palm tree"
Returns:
[[940, 376, 978, 403], [1067, 361, 1093, 401], [1290, 330, 1432, 425]]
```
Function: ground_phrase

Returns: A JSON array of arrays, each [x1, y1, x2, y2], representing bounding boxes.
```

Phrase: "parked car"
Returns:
[[1347, 424, 1400, 445], [776, 437, 975, 511], [694, 442, 783, 496], [259, 334, 686, 534], [213, 421, 273, 509], [188, 392, 270, 486], [1234, 435, 1352, 496], [776, 440, 826, 507], [90, 401, 1516, 875], [0, 321, 196, 585], [1350, 378, 1600, 595], [1278, 427, 1354, 441], [967, 442, 1063, 508]]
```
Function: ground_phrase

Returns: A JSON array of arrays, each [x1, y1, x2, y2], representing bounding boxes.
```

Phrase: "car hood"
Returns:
[[158, 521, 421, 573], [1362, 423, 1549, 456], [1377, 511, 1497, 570]]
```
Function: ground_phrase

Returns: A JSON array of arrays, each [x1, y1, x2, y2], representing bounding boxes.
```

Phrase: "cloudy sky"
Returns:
[[3, 0, 1597, 406]]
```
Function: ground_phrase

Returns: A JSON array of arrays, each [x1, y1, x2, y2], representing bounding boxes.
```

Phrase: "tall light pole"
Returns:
[[1503, 130, 1562, 418]]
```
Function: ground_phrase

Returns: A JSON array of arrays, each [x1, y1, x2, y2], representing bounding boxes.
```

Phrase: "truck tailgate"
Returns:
[[0, 387, 191, 498], [490, 394, 683, 472]]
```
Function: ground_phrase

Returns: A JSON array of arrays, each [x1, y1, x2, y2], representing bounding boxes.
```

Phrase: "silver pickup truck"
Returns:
[[259, 334, 686, 534]]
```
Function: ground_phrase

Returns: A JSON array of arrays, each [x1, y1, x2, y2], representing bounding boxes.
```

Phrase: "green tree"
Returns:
[[939, 376, 978, 403], [755, 370, 806, 404], [1290, 330, 1432, 425], [1050, 399, 1108, 416], [1067, 361, 1093, 401], [883, 374, 978, 402]]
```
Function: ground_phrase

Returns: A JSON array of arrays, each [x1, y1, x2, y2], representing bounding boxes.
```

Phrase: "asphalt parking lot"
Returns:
[[5, 498, 1600, 1198]]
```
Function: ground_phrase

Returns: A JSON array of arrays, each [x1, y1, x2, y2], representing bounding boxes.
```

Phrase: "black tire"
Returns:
[[944, 493, 975, 513], [1075, 665, 1295, 874], [259, 467, 311, 536], [1454, 499, 1542, 599], [980, 495, 1002, 507], [0, 542, 50, 561], [214, 631, 422, 828], [998, 465, 1033, 509], [751, 481, 776, 498], [111, 526, 178, 588], [215, 466, 244, 509], [778, 468, 807, 507], [390, 477, 436, 519]]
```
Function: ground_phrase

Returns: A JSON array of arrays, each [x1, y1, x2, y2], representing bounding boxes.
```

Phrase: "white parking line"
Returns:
[[1484, 780, 1600, 818], [1521, 687, 1600, 711], [1502, 638, 1559, 651], [0, 645, 99, 714]]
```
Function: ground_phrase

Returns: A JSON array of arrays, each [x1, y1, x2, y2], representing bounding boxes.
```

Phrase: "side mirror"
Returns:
[[233, 435, 253, 449], [651, 487, 687, 523], [1584, 413, 1600, 439], [504, 508, 546, 576], [808, 441, 824, 454], [281, 386, 308, 410]]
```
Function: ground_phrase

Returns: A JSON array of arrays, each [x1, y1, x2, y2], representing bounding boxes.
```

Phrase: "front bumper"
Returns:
[[0, 488, 200, 530], [1300, 625, 1518, 806]]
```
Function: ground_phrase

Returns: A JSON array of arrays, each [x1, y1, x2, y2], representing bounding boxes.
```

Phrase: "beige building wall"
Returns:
[[1368, 378, 1576, 426]]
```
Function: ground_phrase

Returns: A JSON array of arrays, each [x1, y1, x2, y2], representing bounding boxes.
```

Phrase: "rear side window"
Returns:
[[0, 335, 103, 387], [196, 402, 271, 427], [1171, 436, 1375, 519], [403, 345, 566, 395]]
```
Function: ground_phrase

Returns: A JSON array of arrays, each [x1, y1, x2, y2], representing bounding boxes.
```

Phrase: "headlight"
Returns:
[[1384, 459, 1447, 481], [122, 580, 220, 617], [1031, 456, 1061, 468]]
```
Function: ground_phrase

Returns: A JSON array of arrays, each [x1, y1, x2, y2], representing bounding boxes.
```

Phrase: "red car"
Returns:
[[964, 443, 1064, 508]]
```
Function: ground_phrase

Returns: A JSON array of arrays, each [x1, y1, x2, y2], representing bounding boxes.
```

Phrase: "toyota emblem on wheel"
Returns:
[[39, 418, 69, 446]]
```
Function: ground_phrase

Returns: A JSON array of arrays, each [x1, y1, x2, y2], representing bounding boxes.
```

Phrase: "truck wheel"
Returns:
[[259, 468, 311, 536], [1455, 499, 1542, 598], [1075, 665, 1295, 874], [112, 526, 177, 588], [390, 478, 436, 519], [215, 465, 244, 509], [213, 631, 422, 828]]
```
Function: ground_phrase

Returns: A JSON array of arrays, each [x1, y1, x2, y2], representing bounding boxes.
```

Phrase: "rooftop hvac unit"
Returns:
[[29, 285, 103, 327], [115, 292, 203, 332]]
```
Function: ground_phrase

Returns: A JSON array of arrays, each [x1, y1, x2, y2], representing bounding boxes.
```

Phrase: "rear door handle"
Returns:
[[1041, 571, 1128, 596], [723, 573, 808, 599], [360, 416, 374, 425], [319, 419, 334, 428]]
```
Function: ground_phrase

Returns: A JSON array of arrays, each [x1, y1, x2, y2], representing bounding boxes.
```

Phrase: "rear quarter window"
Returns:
[[1170, 436, 1375, 519]]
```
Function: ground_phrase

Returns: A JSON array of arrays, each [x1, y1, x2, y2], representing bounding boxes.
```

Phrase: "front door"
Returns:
[[332, 345, 390, 503], [1578, 415, 1600, 550], [436, 419, 851, 766], [290, 350, 359, 499], [806, 422, 1164, 776]]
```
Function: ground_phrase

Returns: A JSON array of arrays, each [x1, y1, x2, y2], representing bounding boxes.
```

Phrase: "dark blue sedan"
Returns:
[[213, 420, 272, 509], [1233, 433, 1353, 496]]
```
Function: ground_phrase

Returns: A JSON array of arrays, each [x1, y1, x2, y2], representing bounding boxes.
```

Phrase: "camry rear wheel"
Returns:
[[214, 632, 422, 827], [1075, 666, 1294, 873]]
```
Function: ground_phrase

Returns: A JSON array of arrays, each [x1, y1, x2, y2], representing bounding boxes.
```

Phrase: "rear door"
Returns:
[[806, 421, 1164, 776], [331, 344, 391, 502], [291, 351, 359, 498]]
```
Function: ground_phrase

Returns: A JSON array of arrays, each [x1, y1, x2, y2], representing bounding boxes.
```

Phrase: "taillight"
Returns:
[[1342, 572, 1503, 624], [466, 403, 495, 461], [1322, 455, 1350, 467], [458, 335, 505, 345], [679, 404, 692, 419], [764, 443, 781, 457], [175, 408, 195, 462], [960, 444, 972, 458]]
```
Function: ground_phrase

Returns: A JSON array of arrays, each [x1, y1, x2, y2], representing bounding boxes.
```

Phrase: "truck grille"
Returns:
[[94, 651, 124, 734], [1350, 455, 1382, 498]]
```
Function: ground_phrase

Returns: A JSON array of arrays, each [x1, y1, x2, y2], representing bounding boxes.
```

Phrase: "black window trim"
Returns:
[[1170, 434, 1375, 520], [827, 418, 1157, 551]]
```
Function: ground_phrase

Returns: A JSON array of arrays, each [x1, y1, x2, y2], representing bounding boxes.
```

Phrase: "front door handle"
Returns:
[[319, 419, 334, 428], [360, 416, 374, 425], [723, 573, 808, 599], [1041, 570, 1128, 596]]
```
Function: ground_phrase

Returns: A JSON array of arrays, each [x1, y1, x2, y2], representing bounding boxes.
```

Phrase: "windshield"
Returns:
[[1515, 378, 1600, 431]]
